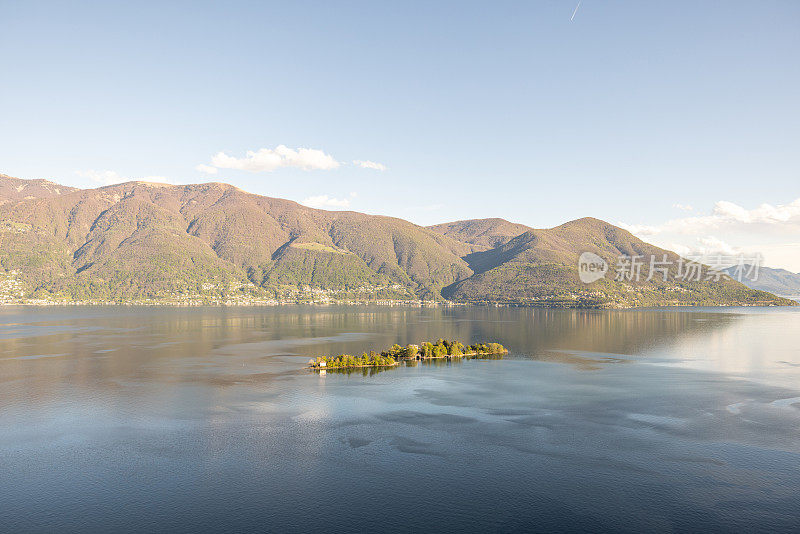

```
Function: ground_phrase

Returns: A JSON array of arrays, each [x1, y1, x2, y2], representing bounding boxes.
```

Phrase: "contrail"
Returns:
[[570, 0, 582, 22]]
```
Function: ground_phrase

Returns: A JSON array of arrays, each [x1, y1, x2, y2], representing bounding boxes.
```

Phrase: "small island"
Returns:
[[307, 339, 508, 370]]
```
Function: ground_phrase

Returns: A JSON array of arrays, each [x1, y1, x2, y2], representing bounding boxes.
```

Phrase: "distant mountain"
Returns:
[[723, 265, 800, 297], [0, 174, 793, 307], [427, 218, 532, 249]]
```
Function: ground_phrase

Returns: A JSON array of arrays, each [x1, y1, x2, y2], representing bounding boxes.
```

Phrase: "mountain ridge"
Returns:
[[433, 217, 785, 307], [0, 174, 793, 307], [723, 265, 800, 297], [426, 218, 533, 249]]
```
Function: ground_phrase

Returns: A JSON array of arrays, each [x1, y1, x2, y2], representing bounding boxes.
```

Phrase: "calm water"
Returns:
[[1, 306, 799, 533]]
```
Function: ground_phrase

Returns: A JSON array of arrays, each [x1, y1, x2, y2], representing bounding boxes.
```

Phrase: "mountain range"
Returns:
[[0, 173, 793, 307], [724, 265, 800, 297]]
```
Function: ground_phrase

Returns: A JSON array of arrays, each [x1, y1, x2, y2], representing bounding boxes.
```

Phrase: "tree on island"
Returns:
[[309, 339, 505, 369]]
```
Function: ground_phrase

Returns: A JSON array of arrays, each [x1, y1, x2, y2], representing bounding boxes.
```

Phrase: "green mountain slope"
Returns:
[[0, 175, 793, 307], [427, 218, 532, 249], [432, 217, 794, 308], [0, 176, 472, 303]]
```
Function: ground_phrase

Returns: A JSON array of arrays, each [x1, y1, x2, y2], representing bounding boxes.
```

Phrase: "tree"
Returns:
[[404, 344, 419, 358]]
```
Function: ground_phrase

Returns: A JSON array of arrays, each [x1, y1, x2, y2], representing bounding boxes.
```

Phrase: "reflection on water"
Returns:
[[0, 306, 799, 533], [0, 306, 745, 398], [319, 354, 506, 377]]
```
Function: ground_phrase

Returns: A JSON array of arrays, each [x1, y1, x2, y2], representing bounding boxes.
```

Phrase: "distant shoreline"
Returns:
[[0, 301, 796, 309]]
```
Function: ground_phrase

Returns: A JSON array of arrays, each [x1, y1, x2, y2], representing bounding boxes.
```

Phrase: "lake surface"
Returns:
[[1, 306, 799, 533]]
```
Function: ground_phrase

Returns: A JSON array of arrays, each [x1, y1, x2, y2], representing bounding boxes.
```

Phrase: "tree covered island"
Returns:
[[307, 339, 508, 370]]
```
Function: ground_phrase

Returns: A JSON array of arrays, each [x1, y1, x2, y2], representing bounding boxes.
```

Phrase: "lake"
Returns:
[[1, 306, 799, 533]]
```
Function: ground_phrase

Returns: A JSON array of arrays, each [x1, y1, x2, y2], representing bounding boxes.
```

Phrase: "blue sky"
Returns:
[[1, 1, 799, 269]]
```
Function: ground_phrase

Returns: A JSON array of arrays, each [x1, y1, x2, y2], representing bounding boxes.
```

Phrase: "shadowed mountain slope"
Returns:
[[723, 265, 800, 297]]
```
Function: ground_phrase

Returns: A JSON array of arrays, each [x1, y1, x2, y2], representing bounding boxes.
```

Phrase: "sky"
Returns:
[[1, 1, 799, 270]]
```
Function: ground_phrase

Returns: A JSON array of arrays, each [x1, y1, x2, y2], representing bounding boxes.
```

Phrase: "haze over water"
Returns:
[[1, 306, 799, 533]]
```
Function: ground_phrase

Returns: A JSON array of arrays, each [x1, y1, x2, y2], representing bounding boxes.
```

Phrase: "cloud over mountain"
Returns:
[[353, 160, 387, 171], [620, 197, 800, 272], [301, 194, 351, 209], [621, 198, 800, 237], [194, 164, 218, 174], [197, 146, 388, 175], [202, 145, 341, 173]]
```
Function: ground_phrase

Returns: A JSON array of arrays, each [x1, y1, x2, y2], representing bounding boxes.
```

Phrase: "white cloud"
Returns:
[[353, 160, 387, 171], [746, 243, 800, 273], [76, 169, 127, 185], [696, 236, 738, 256], [301, 195, 351, 209], [620, 197, 800, 237], [673, 203, 693, 211], [195, 164, 218, 175], [621, 197, 800, 272], [668, 236, 740, 257], [198, 146, 385, 174], [206, 145, 340, 173]]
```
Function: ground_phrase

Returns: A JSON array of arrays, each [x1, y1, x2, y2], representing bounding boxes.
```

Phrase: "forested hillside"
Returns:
[[0, 176, 472, 303], [0, 174, 792, 307], [430, 217, 791, 307]]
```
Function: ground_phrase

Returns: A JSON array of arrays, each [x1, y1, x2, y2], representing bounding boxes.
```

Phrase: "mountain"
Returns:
[[429, 217, 794, 308], [0, 173, 78, 204], [0, 176, 473, 303], [723, 265, 800, 297], [0, 174, 793, 307], [427, 218, 532, 249]]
